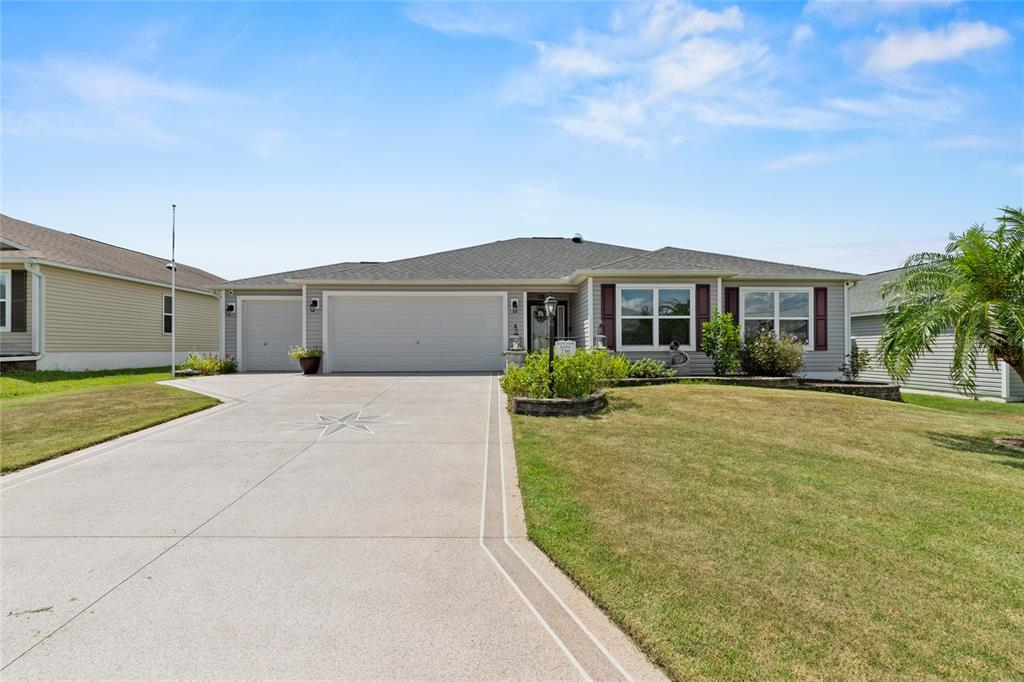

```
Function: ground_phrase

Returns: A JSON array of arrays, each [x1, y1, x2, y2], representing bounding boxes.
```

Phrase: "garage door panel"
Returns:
[[242, 299, 302, 372], [328, 295, 504, 372]]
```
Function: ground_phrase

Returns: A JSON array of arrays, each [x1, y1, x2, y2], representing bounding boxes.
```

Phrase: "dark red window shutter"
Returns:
[[10, 270, 27, 333], [724, 287, 739, 322], [600, 284, 616, 350], [695, 284, 710, 348], [813, 287, 828, 351]]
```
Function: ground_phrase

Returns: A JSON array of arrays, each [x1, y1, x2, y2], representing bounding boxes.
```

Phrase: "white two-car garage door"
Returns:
[[327, 294, 505, 372], [239, 298, 302, 372]]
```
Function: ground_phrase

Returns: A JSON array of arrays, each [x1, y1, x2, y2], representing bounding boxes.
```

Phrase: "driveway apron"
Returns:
[[1, 373, 661, 680]]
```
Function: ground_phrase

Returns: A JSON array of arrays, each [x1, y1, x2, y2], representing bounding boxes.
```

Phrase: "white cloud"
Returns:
[[535, 43, 617, 77], [865, 21, 1011, 72], [791, 24, 814, 46], [761, 151, 836, 171], [651, 38, 768, 95], [403, 3, 528, 40]]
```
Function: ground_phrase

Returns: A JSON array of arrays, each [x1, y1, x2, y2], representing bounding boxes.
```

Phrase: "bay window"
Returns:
[[740, 288, 812, 346], [618, 285, 693, 348]]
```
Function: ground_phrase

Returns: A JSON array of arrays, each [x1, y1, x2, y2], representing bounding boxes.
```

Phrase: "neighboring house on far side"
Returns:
[[0, 215, 224, 371], [850, 268, 1024, 402]]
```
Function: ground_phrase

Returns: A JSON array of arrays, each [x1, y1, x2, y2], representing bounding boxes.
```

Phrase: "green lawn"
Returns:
[[512, 384, 1024, 680], [901, 392, 1024, 426], [1, 367, 218, 473]]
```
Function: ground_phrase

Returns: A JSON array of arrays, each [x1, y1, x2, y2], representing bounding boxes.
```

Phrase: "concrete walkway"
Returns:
[[1, 373, 663, 680]]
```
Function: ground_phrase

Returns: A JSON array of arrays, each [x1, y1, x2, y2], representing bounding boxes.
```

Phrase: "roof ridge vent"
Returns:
[[571, 233, 583, 243]]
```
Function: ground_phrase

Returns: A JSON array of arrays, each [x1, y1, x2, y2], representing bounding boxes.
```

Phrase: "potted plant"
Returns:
[[287, 346, 324, 375]]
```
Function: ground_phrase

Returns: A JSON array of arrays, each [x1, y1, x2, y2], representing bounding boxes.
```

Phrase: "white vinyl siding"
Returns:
[[851, 314, 1007, 399]]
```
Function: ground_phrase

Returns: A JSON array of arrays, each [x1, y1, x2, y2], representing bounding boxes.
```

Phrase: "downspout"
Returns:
[[843, 281, 851, 361], [301, 284, 307, 348], [586, 277, 593, 348], [716, 277, 722, 314], [219, 290, 226, 357]]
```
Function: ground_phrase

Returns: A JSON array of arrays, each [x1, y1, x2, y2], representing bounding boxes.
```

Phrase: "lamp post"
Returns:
[[544, 295, 557, 397], [167, 204, 176, 377]]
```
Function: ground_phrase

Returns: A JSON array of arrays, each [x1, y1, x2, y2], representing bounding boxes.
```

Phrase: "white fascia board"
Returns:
[[207, 283, 300, 291], [569, 269, 736, 282], [7, 258, 218, 298], [285, 278, 574, 288]]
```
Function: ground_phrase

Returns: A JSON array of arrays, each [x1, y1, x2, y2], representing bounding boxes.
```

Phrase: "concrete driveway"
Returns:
[[1, 373, 662, 680]]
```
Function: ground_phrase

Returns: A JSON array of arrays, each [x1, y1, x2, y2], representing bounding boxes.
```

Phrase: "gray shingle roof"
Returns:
[[592, 246, 860, 279], [215, 236, 861, 288], [277, 238, 645, 283], [0, 214, 223, 290], [219, 262, 368, 287], [849, 268, 902, 315]]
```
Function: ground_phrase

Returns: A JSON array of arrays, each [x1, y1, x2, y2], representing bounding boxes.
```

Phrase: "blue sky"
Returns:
[[2, 1, 1021, 279]]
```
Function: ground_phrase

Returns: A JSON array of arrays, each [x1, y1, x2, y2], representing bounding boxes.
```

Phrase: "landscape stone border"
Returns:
[[512, 392, 607, 417], [613, 375, 901, 401], [796, 380, 902, 402]]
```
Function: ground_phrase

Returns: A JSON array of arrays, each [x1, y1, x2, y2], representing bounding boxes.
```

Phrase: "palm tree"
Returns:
[[878, 207, 1024, 394]]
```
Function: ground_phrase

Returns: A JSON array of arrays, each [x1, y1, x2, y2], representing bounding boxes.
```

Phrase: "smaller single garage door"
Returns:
[[240, 298, 302, 372], [327, 294, 505, 372]]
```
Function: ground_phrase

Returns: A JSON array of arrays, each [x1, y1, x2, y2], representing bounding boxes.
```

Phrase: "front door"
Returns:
[[529, 304, 566, 351]]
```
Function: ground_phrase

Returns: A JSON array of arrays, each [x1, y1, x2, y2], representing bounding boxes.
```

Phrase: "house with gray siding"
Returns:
[[850, 268, 1023, 402], [211, 235, 859, 377]]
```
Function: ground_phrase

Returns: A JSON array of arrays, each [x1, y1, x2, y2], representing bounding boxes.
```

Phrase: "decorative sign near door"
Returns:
[[555, 340, 577, 356]]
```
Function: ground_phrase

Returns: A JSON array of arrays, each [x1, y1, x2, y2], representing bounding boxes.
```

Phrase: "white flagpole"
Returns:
[[171, 204, 176, 377]]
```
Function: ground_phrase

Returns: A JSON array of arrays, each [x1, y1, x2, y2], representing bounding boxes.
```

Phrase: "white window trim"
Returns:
[[739, 286, 814, 350], [162, 293, 173, 335], [0, 269, 10, 333], [615, 283, 696, 351]]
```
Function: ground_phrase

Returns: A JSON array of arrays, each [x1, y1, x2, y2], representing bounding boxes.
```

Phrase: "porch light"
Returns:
[[309, 298, 320, 313], [225, 303, 235, 316], [510, 323, 522, 351], [544, 295, 557, 397]]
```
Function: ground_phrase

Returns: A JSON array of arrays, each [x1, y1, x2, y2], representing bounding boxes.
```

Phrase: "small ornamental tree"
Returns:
[[700, 309, 742, 376], [838, 340, 872, 381]]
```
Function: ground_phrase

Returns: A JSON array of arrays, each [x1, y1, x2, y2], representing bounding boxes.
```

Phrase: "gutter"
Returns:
[[1, 257, 218, 298]]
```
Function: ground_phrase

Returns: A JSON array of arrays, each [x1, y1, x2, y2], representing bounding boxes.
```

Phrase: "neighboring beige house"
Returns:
[[0, 215, 224, 371], [850, 268, 1023, 402]]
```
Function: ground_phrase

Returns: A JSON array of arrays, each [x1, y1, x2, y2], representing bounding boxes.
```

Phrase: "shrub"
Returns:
[[287, 346, 324, 359], [177, 352, 237, 375], [700, 309, 742, 376], [500, 349, 629, 400], [839, 341, 872, 381], [627, 357, 675, 378], [739, 328, 805, 377]]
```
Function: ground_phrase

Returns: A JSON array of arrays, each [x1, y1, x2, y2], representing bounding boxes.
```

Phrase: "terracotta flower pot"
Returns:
[[298, 356, 321, 375]]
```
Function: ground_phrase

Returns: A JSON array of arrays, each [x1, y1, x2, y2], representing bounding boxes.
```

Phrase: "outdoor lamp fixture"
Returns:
[[510, 323, 522, 351], [544, 295, 558, 397], [309, 298, 320, 313], [510, 298, 519, 314], [225, 303, 235, 316]]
